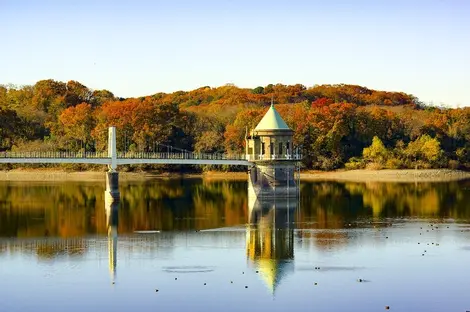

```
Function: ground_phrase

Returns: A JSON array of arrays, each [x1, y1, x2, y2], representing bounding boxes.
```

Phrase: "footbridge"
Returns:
[[0, 127, 252, 169], [1, 104, 302, 200]]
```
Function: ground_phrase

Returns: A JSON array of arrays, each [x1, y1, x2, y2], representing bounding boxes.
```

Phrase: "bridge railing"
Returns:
[[0, 151, 109, 158], [117, 152, 248, 160], [0, 151, 302, 161]]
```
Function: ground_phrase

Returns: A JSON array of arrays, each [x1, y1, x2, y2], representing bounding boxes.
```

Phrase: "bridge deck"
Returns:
[[0, 158, 251, 166], [0, 152, 252, 166], [0, 152, 300, 167]]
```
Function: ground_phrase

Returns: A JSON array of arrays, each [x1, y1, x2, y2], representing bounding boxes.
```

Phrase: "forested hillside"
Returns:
[[1, 80, 469, 171]]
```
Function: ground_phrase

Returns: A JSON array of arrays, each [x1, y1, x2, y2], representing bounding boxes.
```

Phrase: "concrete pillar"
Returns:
[[108, 126, 117, 172]]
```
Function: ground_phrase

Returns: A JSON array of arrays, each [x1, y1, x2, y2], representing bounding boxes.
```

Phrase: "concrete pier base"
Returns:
[[248, 163, 299, 199]]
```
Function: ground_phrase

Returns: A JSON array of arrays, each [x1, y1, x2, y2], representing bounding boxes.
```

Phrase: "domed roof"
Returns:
[[255, 104, 291, 131]]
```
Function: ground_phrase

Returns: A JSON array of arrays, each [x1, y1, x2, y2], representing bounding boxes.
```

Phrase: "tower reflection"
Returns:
[[246, 195, 298, 295], [105, 192, 119, 284]]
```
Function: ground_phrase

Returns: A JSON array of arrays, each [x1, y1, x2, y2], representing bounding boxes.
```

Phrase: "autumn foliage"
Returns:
[[1, 80, 470, 170]]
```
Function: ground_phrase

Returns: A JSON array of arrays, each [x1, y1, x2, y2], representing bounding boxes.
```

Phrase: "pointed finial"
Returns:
[[271, 95, 274, 108]]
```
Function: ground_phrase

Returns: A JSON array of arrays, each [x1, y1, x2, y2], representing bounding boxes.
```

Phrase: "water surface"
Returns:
[[1, 179, 470, 312]]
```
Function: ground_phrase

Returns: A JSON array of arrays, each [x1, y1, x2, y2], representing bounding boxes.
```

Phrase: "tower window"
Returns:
[[279, 142, 283, 155]]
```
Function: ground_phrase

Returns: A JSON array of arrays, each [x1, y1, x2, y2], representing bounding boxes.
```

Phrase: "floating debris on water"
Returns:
[[134, 230, 160, 234]]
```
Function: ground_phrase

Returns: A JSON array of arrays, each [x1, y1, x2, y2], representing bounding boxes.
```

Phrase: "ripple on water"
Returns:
[[162, 266, 215, 273], [296, 265, 365, 272]]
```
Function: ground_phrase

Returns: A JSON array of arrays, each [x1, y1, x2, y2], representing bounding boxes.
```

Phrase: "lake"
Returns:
[[1, 178, 470, 312]]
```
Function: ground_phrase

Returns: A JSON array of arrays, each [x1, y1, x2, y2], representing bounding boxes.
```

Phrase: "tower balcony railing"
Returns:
[[246, 154, 302, 161]]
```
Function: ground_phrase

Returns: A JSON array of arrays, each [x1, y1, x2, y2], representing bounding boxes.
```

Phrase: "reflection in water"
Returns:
[[1, 179, 470, 239], [2, 179, 470, 312], [246, 195, 297, 294], [105, 192, 119, 284]]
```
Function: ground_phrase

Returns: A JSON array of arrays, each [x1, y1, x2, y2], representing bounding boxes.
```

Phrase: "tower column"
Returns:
[[108, 126, 117, 172], [106, 126, 120, 200]]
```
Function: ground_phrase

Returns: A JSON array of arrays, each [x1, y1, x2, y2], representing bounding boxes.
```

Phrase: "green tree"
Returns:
[[252, 86, 264, 94]]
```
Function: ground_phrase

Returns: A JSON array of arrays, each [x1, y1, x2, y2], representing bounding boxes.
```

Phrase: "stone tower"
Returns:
[[246, 103, 299, 199]]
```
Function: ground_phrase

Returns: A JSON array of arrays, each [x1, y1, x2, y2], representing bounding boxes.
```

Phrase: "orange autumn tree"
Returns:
[[94, 97, 181, 152], [224, 108, 265, 153], [56, 103, 95, 151]]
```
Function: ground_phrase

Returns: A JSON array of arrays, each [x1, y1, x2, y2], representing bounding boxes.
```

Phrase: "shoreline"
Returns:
[[0, 168, 470, 183], [301, 169, 470, 182]]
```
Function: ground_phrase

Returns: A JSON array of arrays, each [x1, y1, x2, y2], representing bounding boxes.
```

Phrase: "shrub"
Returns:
[[365, 162, 383, 170], [345, 157, 366, 170], [448, 159, 460, 170], [385, 158, 404, 169]]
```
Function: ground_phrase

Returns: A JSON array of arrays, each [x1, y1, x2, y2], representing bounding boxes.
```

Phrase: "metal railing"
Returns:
[[117, 152, 247, 160], [0, 151, 109, 158], [0, 151, 302, 161], [0, 151, 248, 161]]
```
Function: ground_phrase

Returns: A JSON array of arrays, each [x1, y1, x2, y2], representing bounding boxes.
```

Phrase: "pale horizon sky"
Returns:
[[1, 0, 469, 106]]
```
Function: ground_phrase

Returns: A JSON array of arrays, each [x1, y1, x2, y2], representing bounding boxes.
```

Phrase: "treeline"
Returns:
[[1, 79, 469, 171]]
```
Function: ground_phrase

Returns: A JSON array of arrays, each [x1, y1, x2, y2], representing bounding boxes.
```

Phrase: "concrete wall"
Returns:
[[248, 163, 298, 198]]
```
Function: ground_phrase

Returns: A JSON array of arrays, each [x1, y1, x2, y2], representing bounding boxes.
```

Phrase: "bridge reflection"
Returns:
[[105, 192, 119, 284], [246, 195, 298, 294]]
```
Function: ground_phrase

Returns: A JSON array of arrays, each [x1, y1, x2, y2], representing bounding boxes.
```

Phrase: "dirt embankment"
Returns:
[[301, 169, 470, 182], [0, 169, 247, 182]]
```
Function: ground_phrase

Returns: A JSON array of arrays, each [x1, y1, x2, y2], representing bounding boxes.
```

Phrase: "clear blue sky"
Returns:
[[1, 0, 469, 106]]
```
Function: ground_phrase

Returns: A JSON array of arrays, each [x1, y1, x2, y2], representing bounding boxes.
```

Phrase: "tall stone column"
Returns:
[[108, 126, 117, 172], [106, 125, 120, 200]]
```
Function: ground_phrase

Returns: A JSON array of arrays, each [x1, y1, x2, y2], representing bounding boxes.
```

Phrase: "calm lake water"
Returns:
[[1, 178, 470, 312]]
